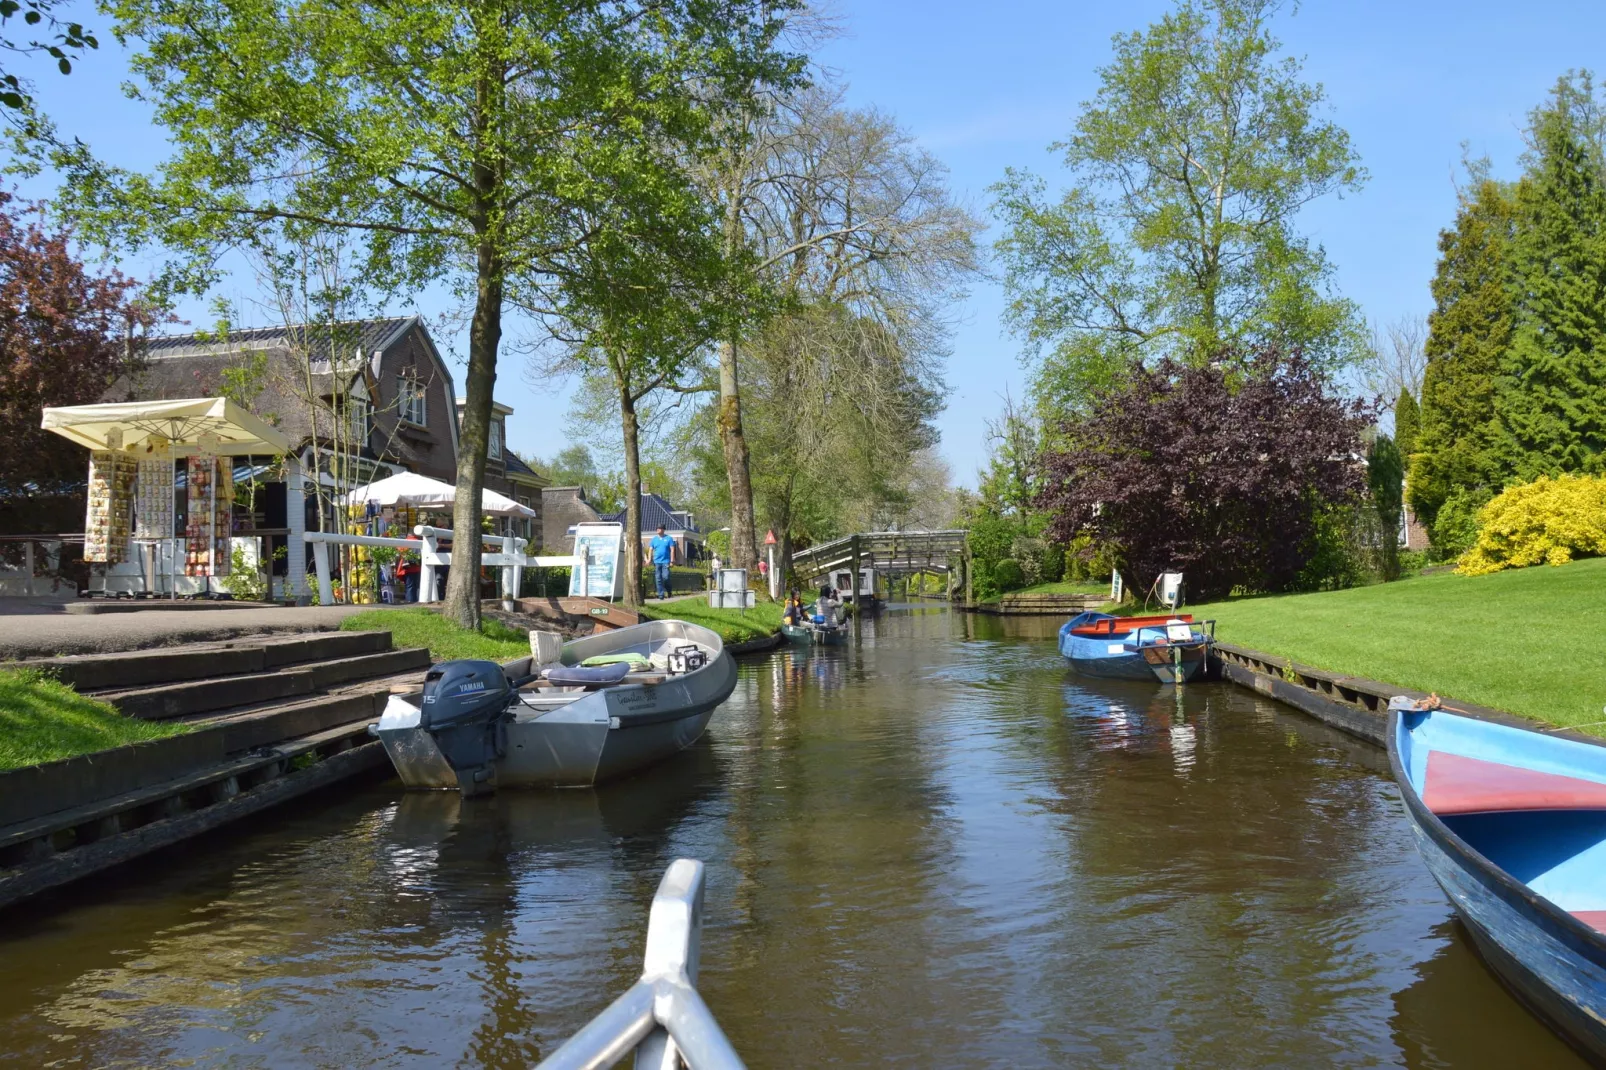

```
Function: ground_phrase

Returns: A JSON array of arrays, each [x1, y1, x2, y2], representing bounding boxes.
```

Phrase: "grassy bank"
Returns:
[[637, 600, 783, 644], [1192, 557, 1606, 729], [341, 607, 529, 661], [0, 669, 189, 771], [1004, 579, 1110, 598]]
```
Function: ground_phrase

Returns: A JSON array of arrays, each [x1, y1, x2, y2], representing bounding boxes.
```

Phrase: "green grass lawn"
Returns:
[[637, 600, 783, 644], [1190, 557, 1606, 729], [341, 607, 530, 661], [0, 669, 190, 771]]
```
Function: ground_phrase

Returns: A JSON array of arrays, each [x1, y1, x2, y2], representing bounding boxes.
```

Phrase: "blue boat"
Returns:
[[1390, 706, 1606, 1061], [1056, 612, 1214, 684]]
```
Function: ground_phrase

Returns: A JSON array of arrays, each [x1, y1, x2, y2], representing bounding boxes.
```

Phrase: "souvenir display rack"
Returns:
[[135, 457, 176, 540], [183, 457, 234, 577], [84, 451, 136, 563]]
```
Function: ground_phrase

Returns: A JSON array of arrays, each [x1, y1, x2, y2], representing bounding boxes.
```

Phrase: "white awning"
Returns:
[[41, 397, 295, 456], [341, 470, 536, 518]]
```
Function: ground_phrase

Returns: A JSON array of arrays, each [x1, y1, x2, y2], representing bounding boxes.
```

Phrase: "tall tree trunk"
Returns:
[[444, 237, 502, 630], [716, 183, 759, 573], [619, 373, 644, 608], [718, 337, 758, 571]]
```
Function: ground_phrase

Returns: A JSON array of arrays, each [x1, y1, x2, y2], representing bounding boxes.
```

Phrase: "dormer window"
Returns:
[[398, 374, 428, 426], [488, 419, 503, 460]]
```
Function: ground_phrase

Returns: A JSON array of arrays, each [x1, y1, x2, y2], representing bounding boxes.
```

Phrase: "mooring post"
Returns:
[[963, 534, 973, 607], [850, 534, 862, 626]]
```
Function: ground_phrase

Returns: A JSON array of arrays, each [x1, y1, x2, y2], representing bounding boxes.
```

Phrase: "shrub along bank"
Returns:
[[0, 669, 189, 770], [1192, 557, 1606, 730]]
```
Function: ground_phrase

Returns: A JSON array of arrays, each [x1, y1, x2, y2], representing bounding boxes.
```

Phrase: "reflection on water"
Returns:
[[0, 609, 1587, 1067]]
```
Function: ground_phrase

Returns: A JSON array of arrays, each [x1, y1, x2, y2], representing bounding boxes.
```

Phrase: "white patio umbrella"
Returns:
[[41, 396, 295, 455], [341, 470, 536, 518]]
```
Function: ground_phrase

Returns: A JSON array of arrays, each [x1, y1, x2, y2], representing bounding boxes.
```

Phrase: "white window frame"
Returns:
[[488, 418, 503, 460], [398, 375, 428, 426]]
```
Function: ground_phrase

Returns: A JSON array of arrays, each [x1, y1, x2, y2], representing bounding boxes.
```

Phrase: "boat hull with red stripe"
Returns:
[[1390, 708, 1606, 1063]]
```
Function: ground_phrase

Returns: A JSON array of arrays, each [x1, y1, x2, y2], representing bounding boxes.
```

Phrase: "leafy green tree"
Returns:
[[1411, 177, 1515, 528], [1393, 388, 1419, 461], [0, 0, 97, 114], [534, 445, 600, 490], [53, 0, 798, 627], [1367, 433, 1404, 580], [1497, 77, 1606, 482], [992, 0, 1367, 421]]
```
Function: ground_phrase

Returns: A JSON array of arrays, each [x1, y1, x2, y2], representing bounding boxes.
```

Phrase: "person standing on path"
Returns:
[[650, 525, 675, 600]]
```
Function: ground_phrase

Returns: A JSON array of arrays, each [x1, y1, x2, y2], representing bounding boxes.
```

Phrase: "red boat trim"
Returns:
[[1423, 751, 1606, 815]]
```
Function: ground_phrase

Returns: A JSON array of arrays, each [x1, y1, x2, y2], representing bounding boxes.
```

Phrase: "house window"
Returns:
[[488, 419, 503, 460], [398, 375, 427, 426], [350, 396, 371, 446]]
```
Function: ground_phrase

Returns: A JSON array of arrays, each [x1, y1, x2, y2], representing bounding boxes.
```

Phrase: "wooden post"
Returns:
[[963, 536, 973, 607], [850, 534, 862, 625]]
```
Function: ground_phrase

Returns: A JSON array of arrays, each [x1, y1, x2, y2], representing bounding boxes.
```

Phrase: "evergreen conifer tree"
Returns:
[[1410, 178, 1514, 526], [1394, 388, 1419, 460], [1497, 85, 1606, 481]]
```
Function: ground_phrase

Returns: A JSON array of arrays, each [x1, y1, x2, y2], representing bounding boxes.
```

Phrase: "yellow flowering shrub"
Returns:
[[1457, 474, 1606, 576]]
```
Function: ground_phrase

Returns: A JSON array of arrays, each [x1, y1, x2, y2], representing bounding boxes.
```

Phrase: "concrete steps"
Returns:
[[100, 646, 431, 720], [0, 628, 436, 911]]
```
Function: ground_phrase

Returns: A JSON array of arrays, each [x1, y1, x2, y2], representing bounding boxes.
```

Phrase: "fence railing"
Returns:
[[305, 526, 583, 607], [535, 859, 744, 1070]]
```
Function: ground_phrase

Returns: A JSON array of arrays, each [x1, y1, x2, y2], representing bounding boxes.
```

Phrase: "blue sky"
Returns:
[[16, 0, 1606, 486]]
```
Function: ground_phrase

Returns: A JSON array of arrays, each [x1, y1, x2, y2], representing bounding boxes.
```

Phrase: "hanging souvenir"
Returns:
[[84, 451, 136, 563], [184, 456, 215, 577], [134, 457, 175, 540], [213, 459, 234, 576]]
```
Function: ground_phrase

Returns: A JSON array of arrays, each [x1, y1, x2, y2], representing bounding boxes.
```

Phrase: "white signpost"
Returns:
[[569, 522, 625, 600], [1110, 569, 1124, 604]]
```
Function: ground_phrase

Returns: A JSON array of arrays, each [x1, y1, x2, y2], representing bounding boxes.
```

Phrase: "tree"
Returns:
[[1394, 388, 1419, 461], [1035, 349, 1372, 600], [534, 445, 600, 490], [0, 0, 97, 114], [55, 0, 800, 628], [1496, 76, 1606, 483], [1367, 433, 1404, 580], [702, 85, 979, 572], [0, 195, 150, 499], [992, 0, 1366, 422], [1411, 176, 1514, 527], [1360, 316, 1427, 408]]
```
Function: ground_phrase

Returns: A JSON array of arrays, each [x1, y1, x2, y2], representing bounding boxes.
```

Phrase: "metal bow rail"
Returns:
[[535, 859, 745, 1070]]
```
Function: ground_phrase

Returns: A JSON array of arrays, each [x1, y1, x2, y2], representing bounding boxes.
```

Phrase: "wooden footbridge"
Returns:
[[789, 529, 973, 602]]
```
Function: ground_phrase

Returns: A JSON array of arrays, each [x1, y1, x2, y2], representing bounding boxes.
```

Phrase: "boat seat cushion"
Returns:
[[546, 663, 632, 687], [1423, 751, 1606, 815], [580, 653, 653, 670]]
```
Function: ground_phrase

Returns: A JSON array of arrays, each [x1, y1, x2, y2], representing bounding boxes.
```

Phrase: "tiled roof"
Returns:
[[503, 451, 547, 483], [142, 317, 416, 366], [602, 492, 700, 534]]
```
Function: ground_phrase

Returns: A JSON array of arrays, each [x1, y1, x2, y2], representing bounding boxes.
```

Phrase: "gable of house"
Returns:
[[118, 317, 459, 483]]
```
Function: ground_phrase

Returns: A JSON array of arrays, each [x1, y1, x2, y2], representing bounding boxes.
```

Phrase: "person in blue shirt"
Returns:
[[649, 525, 675, 600]]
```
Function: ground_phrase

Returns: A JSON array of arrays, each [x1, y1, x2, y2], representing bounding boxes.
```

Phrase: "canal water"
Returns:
[[0, 608, 1588, 1068]]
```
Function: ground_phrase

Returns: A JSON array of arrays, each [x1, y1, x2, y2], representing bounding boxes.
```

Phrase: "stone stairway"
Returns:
[[0, 630, 432, 911]]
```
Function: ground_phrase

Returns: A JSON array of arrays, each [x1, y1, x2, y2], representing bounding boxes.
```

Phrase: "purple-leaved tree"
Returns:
[[1036, 349, 1374, 601]]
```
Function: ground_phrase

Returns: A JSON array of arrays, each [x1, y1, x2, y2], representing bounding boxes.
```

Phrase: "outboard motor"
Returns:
[[419, 660, 516, 797]]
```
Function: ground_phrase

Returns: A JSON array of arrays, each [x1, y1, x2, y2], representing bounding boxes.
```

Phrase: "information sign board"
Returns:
[[569, 522, 624, 599]]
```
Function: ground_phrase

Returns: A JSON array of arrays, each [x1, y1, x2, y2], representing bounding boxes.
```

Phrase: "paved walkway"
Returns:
[[0, 602, 367, 659]]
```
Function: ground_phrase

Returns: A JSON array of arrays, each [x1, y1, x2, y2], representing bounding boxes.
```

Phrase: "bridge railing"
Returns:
[[535, 858, 744, 1070]]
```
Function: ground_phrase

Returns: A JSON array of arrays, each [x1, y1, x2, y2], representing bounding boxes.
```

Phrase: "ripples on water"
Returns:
[[0, 608, 1588, 1068]]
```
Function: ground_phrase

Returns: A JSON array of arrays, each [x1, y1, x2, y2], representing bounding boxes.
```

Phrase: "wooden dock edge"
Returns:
[[1212, 641, 1606, 751], [0, 735, 389, 913]]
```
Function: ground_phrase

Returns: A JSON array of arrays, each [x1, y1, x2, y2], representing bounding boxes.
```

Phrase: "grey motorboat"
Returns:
[[375, 619, 736, 792]]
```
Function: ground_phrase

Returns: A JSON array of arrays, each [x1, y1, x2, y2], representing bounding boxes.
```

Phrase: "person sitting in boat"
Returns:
[[782, 591, 807, 626]]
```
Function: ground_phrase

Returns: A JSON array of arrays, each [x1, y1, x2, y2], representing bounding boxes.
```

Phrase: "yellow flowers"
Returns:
[[1458, 475, 1606, 575]]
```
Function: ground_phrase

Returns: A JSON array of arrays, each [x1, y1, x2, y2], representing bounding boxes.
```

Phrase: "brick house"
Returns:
[[454, 397, 547, 544]]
